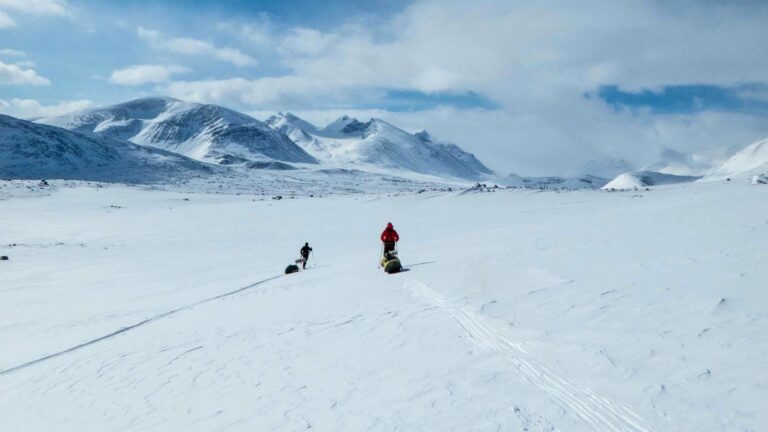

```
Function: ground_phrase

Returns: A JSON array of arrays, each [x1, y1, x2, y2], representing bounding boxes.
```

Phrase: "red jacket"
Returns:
[[381, 224, 399, 243]]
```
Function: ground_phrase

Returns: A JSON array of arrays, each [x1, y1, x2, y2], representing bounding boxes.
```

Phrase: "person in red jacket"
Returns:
[[380, 222, 399, 254]]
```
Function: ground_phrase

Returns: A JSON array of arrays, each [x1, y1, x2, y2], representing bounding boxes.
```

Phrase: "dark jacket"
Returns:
[[300, 245, 312, 257]]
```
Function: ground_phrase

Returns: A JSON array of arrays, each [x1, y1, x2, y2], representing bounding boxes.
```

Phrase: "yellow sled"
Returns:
[[381, 250, 402, 274]]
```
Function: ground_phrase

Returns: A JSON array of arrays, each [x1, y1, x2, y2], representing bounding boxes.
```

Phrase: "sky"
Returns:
[[1, 0, 768, 176]]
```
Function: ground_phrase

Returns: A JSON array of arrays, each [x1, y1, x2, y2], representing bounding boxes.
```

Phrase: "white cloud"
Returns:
[[0, 0, 69, 30], [13, 60, 35, 68], [0, 98, 92, 118], [279, 28, 338, 56], [0, 60, 49, 85], [109, 64, 191, 86], [138, 27, 257, 67], [0, 48, 24, 56], [166, 75, 345, 107], [0, 0, 69, 16], [240, 22, 274, 49], [0, 10, 13, 28], [166, 0, 768, 175]]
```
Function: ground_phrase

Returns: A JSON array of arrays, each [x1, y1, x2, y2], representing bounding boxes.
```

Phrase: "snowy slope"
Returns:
[[602, 171, 701, 190], [414, 130, 493, 176], [0, 114, 211, 182], [1, 110, 462, 193], [39, 97, 316, 165], [0, 181, 766, 431], [705, 136, 768, 181], [266, 112, 493, 179]]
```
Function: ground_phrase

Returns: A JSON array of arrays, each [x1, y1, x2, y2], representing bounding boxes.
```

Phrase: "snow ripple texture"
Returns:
[[404, 279, 651, 432], [0, 274, 284, 377]]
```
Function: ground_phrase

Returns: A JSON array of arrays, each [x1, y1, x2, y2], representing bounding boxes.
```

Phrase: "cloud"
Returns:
[[166, 75, 353, 107], [0, 48, 24, 56], [0, 10, 13, 28], [109, 64, 191, 86], [279, 28, 338, 56], [240, 23, 274, 49], [227, 14, 277, 50], [0, 98, 92, 118], [0, 0, 69, 15], [162, 0, 768, 175], [0, 60, 49, 85], [13, 60, 35, 68], [138, 27, 257, 67], [0, 0, 69, 30]]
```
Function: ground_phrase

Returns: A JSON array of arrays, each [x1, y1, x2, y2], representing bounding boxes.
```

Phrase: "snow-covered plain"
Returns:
[[1, 180, 766, 431]]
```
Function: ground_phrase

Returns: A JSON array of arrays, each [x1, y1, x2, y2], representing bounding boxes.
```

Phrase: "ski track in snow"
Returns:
[[404, 279, 651, 432], [0, 274, 284, 377]]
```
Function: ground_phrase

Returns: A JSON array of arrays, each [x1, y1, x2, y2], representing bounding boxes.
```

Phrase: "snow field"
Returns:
[[1, 181, 767, 431]]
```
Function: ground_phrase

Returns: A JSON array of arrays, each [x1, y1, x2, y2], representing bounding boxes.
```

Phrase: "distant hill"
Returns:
[[0, 114, 211, 182]]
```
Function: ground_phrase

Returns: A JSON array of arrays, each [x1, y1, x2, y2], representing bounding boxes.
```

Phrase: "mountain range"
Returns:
[[266, 112, 493, 179], [36, 97, 492, 180], [0, 96, 766, 189], [38, 97, 317, 166]]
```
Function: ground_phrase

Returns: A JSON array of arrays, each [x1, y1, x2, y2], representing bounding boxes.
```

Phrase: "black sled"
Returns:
[[285, 264, 300, 274]]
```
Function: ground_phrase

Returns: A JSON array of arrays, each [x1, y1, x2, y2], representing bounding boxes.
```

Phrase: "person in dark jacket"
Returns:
[[380, 222, 399, 254], [300, 242, 312, 269]]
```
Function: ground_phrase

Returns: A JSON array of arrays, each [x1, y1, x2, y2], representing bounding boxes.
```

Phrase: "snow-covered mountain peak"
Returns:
[[266, 112, 318, 135], [263, 111, 493, 179], [414, 130, 433, 143], [38, 98, 316, 165], [28, 97, 493, 181], [283, 112, 301, 121], [322, 115, 369, 136], [109, 96, 181, 119], [705, 136, 768, 181]]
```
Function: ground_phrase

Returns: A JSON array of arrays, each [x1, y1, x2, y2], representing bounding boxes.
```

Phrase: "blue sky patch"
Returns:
[[375, 90, 500, 112], [78, 0, 413, 29], [595, 83, 768, 115]]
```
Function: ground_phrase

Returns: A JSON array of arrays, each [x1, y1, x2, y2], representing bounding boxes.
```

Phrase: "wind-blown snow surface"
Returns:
[[1, 182, 767, 431], [266, 112, 493, 180], [0, 114, 211, 182], [38, 97, 316, 165]]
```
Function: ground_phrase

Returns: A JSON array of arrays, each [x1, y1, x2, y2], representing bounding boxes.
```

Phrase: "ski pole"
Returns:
[[312, 251, 317, 268]]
